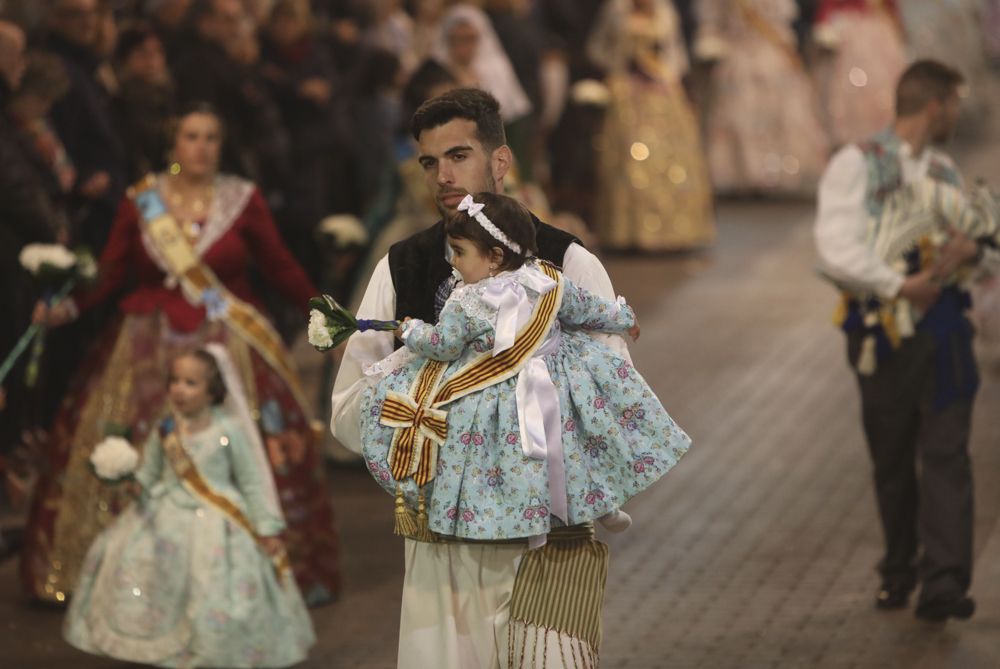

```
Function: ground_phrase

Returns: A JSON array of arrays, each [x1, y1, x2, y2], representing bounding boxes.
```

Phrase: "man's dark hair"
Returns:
[[113, 21, 158, 64], [445, 192, 537, 271], [410, 87, 506, 151], [896, 60, 965, 117]]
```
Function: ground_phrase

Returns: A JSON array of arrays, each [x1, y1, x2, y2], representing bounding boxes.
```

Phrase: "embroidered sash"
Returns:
[[129, 175, 310, 413], [160, 423, 290, 579], [383, 263, 565, 486]]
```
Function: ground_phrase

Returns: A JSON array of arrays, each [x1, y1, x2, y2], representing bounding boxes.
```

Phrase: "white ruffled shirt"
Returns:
[[814, 141, 958, 299]]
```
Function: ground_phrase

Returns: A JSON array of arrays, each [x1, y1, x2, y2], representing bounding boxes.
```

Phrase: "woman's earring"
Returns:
[[169, 161, 181, 175]]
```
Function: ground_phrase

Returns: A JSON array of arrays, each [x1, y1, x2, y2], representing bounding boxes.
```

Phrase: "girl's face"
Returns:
[[448, 236, 495, 284], [171, 112, 222, 180], [168, 355, 212, 418]]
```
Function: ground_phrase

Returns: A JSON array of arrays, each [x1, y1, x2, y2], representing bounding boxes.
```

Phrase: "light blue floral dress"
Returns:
[[64, 410, 315, 668], [360, 263, 691, 540]]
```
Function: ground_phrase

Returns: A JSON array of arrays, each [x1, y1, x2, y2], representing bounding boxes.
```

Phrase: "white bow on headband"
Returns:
[[457, 194, 523, 255], [457, 195, 485, 217]]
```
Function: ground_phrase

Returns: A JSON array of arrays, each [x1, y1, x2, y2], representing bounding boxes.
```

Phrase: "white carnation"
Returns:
[[77, 254, 98, 280], [308, 310, 334, 349], [319, 214, 368, 247], [19, 244, 77, 274], [90, 436, 140, 481]]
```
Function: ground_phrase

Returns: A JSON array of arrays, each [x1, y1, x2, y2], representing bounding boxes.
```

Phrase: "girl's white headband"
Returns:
[[457, 194, 523, 255]]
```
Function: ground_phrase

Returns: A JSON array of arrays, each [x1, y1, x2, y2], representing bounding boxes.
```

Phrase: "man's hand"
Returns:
[[897, 270, 940, 311], [932, 226, 979, 280], [32, 299, 75, 327]]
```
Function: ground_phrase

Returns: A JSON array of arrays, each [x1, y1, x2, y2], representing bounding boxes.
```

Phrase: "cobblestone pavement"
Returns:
[[3, 150, 1000, 669]]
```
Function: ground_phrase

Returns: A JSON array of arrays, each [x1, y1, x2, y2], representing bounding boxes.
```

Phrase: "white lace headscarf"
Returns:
[[431, 3, 532, 123]]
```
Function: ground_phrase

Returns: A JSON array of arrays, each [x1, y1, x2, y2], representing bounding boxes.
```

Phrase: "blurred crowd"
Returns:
[[0, 0, 998, 517]]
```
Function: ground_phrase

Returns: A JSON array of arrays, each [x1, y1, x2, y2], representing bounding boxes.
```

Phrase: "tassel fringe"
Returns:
[[393, 486, 418, 537], [895, 298, 915, 339], [857, 334, 877, 376], [507, 623, 599, 669], [392, 486, 436, 542]]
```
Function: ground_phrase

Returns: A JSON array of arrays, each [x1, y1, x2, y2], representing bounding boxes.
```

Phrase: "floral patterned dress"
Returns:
[[360, 264, 691, 540], [64, 410, 315, 668]]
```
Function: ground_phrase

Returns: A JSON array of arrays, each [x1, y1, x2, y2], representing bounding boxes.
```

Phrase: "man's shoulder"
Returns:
[[532, 214, 582, 253], [388, 220, 446, 257]]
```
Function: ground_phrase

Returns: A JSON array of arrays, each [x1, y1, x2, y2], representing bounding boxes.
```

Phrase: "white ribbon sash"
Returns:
[[481, 270, 557, 357], [480, 268, 568, 533]]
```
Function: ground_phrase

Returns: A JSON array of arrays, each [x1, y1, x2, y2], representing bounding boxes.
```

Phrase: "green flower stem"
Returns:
[[0, 277, 76, 388]]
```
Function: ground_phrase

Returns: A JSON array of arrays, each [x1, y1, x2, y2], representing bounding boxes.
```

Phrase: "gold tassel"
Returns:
[[879, 305, 901, 349], [831, 294, 849, 327], [413, 491, 436, 543], [857, 334, 877, 376], [392, 486, 437, 542], [857, 312, 879, 376], [895, 298, 915, 339], [393, 486, 418, 537]]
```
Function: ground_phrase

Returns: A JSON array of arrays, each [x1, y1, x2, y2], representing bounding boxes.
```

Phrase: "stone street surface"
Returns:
[[3, 139, 1000, 668]]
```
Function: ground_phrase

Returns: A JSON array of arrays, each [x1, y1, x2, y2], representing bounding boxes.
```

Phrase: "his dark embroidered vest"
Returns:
[[388, 214, 580, 324], [857, 129, 962, 219]]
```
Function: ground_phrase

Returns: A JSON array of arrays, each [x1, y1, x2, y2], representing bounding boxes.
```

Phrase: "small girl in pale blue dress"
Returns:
[[64, 346, 315, 668], [360, 193, 691, 541]]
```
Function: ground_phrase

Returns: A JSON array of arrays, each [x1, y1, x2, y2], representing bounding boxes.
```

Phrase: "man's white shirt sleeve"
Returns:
[[561, 243, 632, 362], [814, 146, 905, 299], [329, 254, 396, 454]]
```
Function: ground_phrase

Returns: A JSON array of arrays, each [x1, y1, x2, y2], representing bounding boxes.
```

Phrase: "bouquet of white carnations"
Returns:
[[89, 436, 140, 482], [307, 294, 398, 352], [0, 244, 97, 387]]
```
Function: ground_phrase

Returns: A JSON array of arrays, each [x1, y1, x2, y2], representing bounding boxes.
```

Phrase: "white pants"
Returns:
[[398, 539, 594, 669]]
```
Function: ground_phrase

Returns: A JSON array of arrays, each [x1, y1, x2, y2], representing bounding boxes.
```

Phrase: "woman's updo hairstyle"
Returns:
[[166, 101, 227, 148], [445, 192, 538, 272]]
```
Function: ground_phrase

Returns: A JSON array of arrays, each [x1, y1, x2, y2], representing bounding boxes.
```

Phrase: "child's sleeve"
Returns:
[[227, 422, 286, 537], [133, 429, 164, 490], [558, 277, 636, 334], [402, 298, 489, 361]]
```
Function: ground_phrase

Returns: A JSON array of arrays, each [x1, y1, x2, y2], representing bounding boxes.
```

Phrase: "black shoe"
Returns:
[[875, 582, 913, 610], [915, 595, 976, 622]]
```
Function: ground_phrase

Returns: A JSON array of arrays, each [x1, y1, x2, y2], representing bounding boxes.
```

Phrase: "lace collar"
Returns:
[[140, 173, 255, 279], [451, 262, 558, 327]]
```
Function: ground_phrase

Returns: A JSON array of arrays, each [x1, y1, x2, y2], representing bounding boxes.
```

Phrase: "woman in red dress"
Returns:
[[21, 104, 340, 605]]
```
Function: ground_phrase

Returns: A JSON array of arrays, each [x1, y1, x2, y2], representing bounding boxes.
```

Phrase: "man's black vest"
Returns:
[[388, 214, 580, 324]]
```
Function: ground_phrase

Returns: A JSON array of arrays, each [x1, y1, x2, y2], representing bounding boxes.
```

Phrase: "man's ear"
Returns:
[[490, 145, 513, 190]]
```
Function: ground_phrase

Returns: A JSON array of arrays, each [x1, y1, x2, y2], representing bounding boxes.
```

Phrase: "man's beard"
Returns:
[[435, 163, 496, 217]]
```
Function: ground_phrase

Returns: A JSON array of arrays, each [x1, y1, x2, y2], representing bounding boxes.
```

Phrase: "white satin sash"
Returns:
[[481, 269, 567, 546]]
